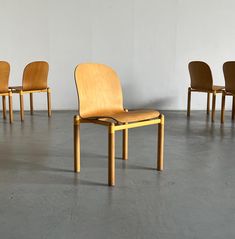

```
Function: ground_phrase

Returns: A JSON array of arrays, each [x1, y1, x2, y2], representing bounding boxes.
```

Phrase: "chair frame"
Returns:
[[74, 113, 164, 186], [10, 87, 51, 121], [1, 90, 13, 123], [187, 87, 223, 122], [221, 91, 235, 123]]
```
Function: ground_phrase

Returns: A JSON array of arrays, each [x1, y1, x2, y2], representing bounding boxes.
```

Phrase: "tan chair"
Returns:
[[0, 61, 13, 123], [187, 61, 224, 122], [74, 63, 164, 186], [10, 61, 51, 121], [221, 61, 235, 123]]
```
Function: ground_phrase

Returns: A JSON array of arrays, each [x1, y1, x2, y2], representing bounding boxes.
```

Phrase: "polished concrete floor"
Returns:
[[0, 110, 235, 239]]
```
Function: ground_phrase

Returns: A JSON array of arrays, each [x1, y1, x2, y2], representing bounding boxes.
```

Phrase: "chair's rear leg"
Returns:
[[157, 114, 164, 171], [207, 93, 210, 115], [187, 87, 191, 117], [74, 116, 80, 173], [2, 96, 6, 119], [232, 96, 235, 121], [8, 93, 13, 123], [30, 93, 33, 115], [108, 124, 115, 186], [122, 127, 128, 160]]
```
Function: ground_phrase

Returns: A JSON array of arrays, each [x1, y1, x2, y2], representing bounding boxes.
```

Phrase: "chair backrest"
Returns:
[[22, 61, 49, 91], [223, 61, 235, 94], [188, 61, 213, 90], [74, 63, 124, 118], [0, 61, 10, 94]]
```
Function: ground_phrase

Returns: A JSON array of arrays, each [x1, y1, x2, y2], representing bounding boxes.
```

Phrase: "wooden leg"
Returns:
[[122, 127, 128, 160], [74, 116, 80, 172], [207, 93, 210, 115], [108, 124, 115, 186], [187, 87, 191, 117], [2, 96, 6, 119], [47, 88, 51, 117], [8, 93, 13, 123], [232, 96, 235, 121], [19, 92, 24, 121], [211, 91, 216, 123], [221, 92, 226, 124], [30, 93, 33, 115], [157, 114, 164, 171]]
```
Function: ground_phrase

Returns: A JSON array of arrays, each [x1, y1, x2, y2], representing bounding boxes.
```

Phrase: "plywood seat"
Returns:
[[87, 109, 160, 124]]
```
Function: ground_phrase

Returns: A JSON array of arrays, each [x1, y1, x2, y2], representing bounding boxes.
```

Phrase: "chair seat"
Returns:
[[89, 109, 160, 124], [9, 86, 22, 91], [212, 85, 224, 91]]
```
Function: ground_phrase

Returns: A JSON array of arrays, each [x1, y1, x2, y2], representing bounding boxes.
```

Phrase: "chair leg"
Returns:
[[211, 91, 216, 122], [19, 92, 24, 121], [221, 92, 226, 124], [8, 93, 13, 123], [232, 96, 235, 121], [30, 93, 33, 115], [207, 93, 210, 115], [108, 124, 115, 186], [157, 114, 164, 171], [122, 127, 128, 160], [47, 88, 51, 117], [187, 87, 191, 117], [74, 116, 80, 173], [2, 96, 6, 119]]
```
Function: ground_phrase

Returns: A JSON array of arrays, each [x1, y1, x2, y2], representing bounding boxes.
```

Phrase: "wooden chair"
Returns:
[[221, 61, 235, 123], [74, 63, 164, 186], [10, 61, 51, 121], [0, 61, 13, 123], [187, 61, 224, 122]]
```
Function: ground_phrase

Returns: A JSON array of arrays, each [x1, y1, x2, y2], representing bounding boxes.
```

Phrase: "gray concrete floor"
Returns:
[[0, 110, 235, 239]]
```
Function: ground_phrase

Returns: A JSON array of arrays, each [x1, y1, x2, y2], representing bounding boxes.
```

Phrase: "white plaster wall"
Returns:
[[0, 0, 234, 110]]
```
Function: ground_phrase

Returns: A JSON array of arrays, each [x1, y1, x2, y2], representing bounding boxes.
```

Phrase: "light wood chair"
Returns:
[[221, 61, 235, 123], [10, 61, 51, 121], [187, 61, 224, 122], [74, 63, 164, 186], [0, 61, 13, 123]]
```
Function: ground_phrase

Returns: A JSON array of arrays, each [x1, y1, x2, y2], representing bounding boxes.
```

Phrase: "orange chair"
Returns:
[[0, 61, 13, 123], [221, 61, 235, 123], [187, 61, 224, 122], [10, 61, 51, 121], [74, 63, 164, 186]]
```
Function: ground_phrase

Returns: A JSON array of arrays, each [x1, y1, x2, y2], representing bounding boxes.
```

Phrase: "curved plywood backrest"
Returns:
[[74, 63, 124, 118], [22, 61, 49, 91], [188, 61, 213, 90], [0, 61, 10, 93], [223, 61, 235, 94]]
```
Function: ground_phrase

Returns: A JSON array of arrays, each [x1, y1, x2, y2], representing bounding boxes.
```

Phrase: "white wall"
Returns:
[[0, 0, 234, 110]]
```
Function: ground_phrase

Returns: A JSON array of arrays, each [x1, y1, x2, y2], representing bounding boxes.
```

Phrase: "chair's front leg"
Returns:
[[2, 96, 6, 119], [187, 87, 191, 117], [212, 91, 216, 122], [157, 114, 164, 171], [8, 92, 13, 123], [30, 93, 33, 115], [47, 88, 52, 117], [207, 93, 210, 115], [221, 92, 226, 124], [122, 126, 128, 160], [232, 96, 235, 121], [19, 91, 24, 121], [74, 115, 80, 173], [108, 124, 115, 186]]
